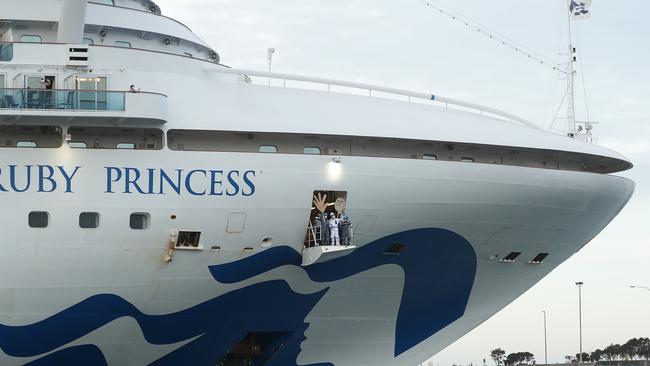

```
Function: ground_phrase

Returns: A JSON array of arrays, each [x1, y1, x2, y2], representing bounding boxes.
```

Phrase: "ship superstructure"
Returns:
[[0, 1, 634, 365]]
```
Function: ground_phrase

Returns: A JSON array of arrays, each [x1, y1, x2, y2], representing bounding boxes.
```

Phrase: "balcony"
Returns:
[[0, 88, 167, 124]]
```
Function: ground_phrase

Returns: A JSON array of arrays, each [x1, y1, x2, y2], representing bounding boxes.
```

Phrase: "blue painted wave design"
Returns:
[[24, 345, 108, 366], [0, 228, 476, 365], [211, 228, 477, 356]]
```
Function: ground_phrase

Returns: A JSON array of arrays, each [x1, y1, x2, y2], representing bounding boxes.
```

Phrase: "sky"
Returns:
[[155, 0, 650, 364]]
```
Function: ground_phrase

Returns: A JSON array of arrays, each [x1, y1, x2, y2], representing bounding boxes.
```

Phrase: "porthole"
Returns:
[[303, 147, 321, 155], [79, 212, 100, 229], [115, 41, 132, 48], [16, 141, 37, 148], [130, 213, 150, 230], [259, 145, 278, 153], [28, 211, 49, 228], [116, 142, 136, 149], [20, 35, 42, 43], [68, 142, 88, 149]]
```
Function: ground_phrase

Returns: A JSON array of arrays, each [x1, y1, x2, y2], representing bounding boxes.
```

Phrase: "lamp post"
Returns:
[[630, 285, 650, 292], [575, 282, 584, 363], [543, 310, 548, 365], [266, 48, 275, 86]]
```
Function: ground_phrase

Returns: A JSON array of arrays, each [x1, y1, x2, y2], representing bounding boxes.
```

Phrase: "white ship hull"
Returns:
[[0, 1, 634, 364], [0, 150, 633, 365]]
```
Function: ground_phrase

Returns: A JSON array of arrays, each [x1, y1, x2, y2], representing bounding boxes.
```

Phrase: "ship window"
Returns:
[[97, 0, 115, 5], [116, 142, 136, 149], [130, 213, 150, 230], [184, 52, 193, 58], [423, 154, 437, 160], [115, 41, 132, 48], [0, 125, 63, 148], [28, 211, 49, 228], [259, 145, 277, 153], [176, 231, 201, 248], [20, 35, 42, 43], [303, 147, 321, 155], [501, 252, 522, 263], [461, 157, 475, 163], [0, 44, 13, 62], [68, 142, 87, 149], [79, 212, 100, 229], [530, 253, 549, 264], [16, 141, 37, 148], [83, 37, 94, 45], [67, 127, 163, 150]]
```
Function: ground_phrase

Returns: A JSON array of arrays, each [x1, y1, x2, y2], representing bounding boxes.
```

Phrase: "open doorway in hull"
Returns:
[[305, 190, 350, 247], [216, 331, 292, 366]]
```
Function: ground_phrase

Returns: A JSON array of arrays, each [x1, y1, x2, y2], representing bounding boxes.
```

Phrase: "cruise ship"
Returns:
[[0, 1, 634, 365]]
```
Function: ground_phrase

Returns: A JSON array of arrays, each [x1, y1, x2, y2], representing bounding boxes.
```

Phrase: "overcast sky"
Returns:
[[155, 0, 650, 364]]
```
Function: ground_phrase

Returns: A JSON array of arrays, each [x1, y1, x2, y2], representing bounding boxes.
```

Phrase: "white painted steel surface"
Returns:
[[0, 1, 635, 365]]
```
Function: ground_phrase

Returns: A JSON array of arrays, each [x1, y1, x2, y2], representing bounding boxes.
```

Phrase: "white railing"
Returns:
[[207, 67, 540, 129]]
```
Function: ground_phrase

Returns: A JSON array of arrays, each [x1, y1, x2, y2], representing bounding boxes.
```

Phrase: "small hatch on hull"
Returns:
[[176, 231, 201, 249], [529, 253, 549, 264], [383, 243, 406, 255], [501, 252, 522, 263], [218, 332, 293, 366]]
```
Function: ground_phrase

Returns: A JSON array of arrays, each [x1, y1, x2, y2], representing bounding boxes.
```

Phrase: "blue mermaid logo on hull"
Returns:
[[0, 228, 476, 365]]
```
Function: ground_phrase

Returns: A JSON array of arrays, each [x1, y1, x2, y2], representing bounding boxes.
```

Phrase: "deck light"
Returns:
[[327, 158, 343, 181]]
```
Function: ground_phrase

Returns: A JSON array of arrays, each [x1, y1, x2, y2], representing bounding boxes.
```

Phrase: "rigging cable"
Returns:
[[417, 0, 567, 74]]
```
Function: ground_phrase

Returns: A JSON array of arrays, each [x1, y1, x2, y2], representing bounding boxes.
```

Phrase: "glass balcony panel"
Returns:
[[0, 88, 125, 111], [0, 44, 12, 61]]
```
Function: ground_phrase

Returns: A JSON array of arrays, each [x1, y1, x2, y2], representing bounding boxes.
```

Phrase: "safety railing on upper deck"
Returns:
[[0, 88, 126, 112], [0, 88, 168, 124], [207, 67, 540, 129]]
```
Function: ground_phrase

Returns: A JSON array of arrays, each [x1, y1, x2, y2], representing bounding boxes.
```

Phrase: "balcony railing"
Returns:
[[0, 88, 126, 111]]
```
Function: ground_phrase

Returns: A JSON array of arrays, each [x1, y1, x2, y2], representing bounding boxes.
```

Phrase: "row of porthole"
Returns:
[[27, 211, 150, 230]]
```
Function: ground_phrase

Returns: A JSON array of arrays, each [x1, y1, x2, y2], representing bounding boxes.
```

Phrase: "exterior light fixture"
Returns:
[[327, 158, 343, 181]]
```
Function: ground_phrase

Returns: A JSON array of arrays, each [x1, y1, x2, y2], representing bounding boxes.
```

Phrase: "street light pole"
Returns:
[[575, 282, 584, 363], [543, 310, 548, 365], [266, 48, 275, 86]]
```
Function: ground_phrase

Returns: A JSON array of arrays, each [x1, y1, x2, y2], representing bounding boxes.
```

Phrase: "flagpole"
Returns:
[[566, 0, 577, 137]]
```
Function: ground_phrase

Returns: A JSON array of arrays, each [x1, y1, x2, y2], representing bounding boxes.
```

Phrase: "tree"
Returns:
[[564, 355, 574, 364], [491, 348, 507, 366], [590, 349, 604, 362], [603, 344, 621, 361], [622, 338, 640, 360], [575, 353, 590, 362], [505, 352, 535, 365], [639, 338, 650, 360]]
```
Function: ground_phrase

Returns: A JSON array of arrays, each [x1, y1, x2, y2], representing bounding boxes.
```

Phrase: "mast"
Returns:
[[566, 0, 577, 137]]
